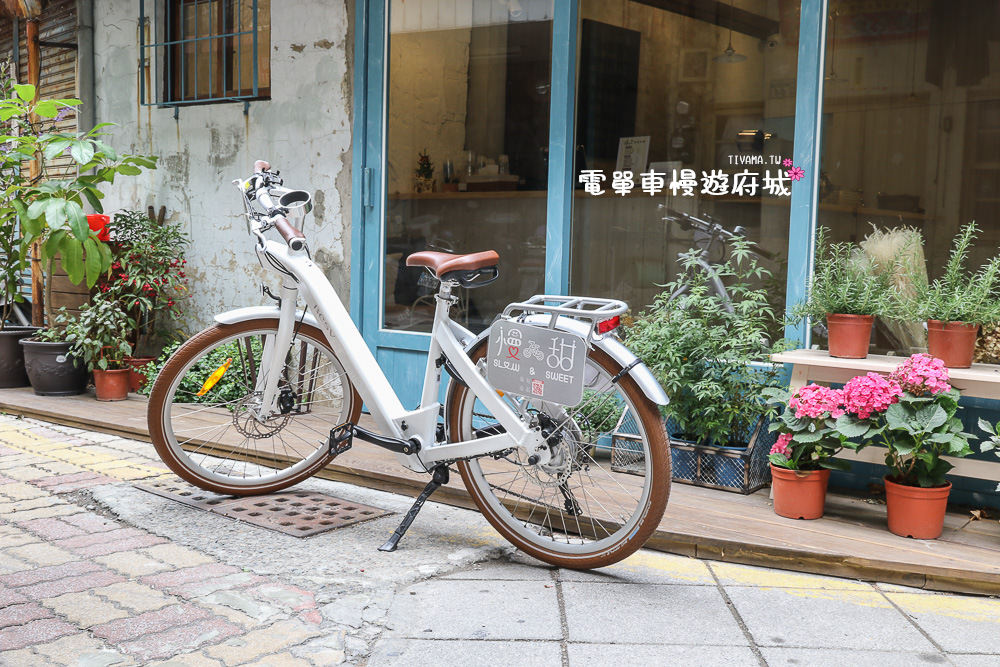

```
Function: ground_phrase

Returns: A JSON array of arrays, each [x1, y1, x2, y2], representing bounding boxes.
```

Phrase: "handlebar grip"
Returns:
[[254, 159, 271, 172], [272, 214, 306, 252]]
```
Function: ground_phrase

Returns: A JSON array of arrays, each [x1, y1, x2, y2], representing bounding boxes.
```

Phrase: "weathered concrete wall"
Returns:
[[92, 0, 354, 331]]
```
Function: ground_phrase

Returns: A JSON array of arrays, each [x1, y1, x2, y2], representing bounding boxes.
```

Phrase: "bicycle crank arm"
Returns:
[[328, 423, 421, 457]]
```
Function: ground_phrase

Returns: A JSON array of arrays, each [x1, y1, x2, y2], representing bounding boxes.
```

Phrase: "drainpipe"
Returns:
[[76, 0, 95, 133], [26, 18, 42, 327]]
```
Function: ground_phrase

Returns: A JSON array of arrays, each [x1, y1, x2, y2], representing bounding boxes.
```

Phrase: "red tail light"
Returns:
[[596, 316, 620, 334]]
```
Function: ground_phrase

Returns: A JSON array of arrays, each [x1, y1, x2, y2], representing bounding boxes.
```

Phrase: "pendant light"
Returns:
[[714, 0, 747, 63]]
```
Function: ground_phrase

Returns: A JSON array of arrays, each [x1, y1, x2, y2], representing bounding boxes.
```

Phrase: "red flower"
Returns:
[[86, 214, 111, 242]]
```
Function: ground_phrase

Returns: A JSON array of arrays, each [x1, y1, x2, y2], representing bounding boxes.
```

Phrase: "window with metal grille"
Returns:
[[139, 0, 270, 107]]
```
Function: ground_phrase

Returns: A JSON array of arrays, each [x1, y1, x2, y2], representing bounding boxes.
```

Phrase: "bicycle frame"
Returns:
[[249, 238, 547, 474]]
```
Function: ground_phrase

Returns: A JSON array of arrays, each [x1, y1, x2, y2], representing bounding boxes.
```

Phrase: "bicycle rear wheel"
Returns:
[[446, 341, 670, 569], [147, 319, 361, 495]]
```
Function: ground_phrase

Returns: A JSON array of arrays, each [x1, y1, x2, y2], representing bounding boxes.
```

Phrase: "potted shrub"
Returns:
[[0, 71, 37, 386], [414, 149, 435, 193], [0, 76, 157, 330], [20, 318, 88, 396], [904, 223, 1000, 368], [840, 354, 974, 539], [764, 384, 852, 519], [795, 227, 895, 359], [100, 210, 190, 391], [62, 293, 134, 401], [626, 238, 789, 492]]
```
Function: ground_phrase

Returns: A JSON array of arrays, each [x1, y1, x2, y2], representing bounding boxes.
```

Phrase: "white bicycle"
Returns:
[[147, 160, 671, 568]]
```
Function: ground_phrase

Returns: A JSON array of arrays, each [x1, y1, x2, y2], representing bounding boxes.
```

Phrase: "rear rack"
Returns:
[[502, 295, 627, 330]]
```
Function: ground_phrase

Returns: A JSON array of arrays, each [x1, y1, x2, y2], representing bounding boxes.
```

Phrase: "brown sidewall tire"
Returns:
[[447, 341, 670, 569], [147, 319, 362, 496]]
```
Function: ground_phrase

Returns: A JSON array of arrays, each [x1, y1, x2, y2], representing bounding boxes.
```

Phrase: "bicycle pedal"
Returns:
[[328, 422, 355, 457]]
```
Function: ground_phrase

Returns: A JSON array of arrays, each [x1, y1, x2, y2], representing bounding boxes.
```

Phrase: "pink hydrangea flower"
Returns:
[[842, 372, 902, 419], [788, 384, 845, 419], [770, 432, 793, 457], [889, 353, 951, 396]]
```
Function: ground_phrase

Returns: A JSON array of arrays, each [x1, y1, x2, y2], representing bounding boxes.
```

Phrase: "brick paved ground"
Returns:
[[0, 416, 334, 666]]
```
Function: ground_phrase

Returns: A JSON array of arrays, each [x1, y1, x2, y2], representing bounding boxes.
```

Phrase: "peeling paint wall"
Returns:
[[92, 0, 354, 331]]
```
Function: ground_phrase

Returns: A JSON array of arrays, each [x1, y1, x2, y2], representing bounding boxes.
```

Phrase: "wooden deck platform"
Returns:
[[2, 387, 999, 595]]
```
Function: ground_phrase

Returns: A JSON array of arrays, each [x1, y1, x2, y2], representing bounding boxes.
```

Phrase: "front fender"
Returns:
[[463, 315, 669, 406], [214, 305, 321, 329]]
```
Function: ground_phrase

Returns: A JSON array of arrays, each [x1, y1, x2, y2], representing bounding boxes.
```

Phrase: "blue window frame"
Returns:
[[352, 0, 827, 406], [138, 0, 271, 109]]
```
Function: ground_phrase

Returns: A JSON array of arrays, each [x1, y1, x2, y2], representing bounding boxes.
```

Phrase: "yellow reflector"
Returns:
[[195, 357, 233, 396]]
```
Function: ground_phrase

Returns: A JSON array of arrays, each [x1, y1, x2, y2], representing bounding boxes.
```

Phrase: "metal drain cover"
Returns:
[[135, 479, 234, 509], [136, 479, 390, 537]]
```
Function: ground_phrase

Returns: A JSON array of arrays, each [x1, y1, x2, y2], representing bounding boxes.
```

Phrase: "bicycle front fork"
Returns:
[[253, 281, 300, 420]]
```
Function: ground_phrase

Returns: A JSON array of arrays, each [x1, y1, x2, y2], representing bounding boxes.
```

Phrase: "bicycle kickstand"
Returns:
[[378, 465, 449, 553]]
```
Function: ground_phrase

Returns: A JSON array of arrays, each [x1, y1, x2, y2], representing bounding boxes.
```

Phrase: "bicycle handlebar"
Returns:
[[245, 160, 307, 252], [659, 207, 775, 261]]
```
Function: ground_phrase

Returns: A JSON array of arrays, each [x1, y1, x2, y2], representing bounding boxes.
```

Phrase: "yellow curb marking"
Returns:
[[710, 560, 871, 590], [0, 428, 167, 483], [888, 591, 1000, 624]]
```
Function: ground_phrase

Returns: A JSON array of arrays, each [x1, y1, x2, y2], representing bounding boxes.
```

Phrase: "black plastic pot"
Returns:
[[0, 326, 39, 388], [20, 338, 88, 396]]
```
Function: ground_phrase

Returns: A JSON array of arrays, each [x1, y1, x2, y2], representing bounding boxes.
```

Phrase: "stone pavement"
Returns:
[[0, 413, 999, 666]]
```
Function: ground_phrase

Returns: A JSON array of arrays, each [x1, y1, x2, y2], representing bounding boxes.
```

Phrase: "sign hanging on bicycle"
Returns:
[[486, 321, 586, 406]]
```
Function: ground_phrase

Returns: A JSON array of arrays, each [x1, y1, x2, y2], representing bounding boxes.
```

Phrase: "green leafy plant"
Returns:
[[139, 337, 262, 405], [101, 210, 190, 351], [625, 238, 789, 445], [833, 354, 975, 487], [876, 390, 973, 487], [764, 385, 852, 471], [33, 325, 69, 343], [794, 227, 896, 321], [57, 292, 134, 371], [0, 66, 26, 329], [415, 149, 434, 180], [0, 77, 157, 325], [577, 389, 625, 442], [978, 419, 1000, 492], [903, 222, 1000, 325]]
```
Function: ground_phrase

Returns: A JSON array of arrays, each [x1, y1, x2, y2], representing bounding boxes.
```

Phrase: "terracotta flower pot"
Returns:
[[770, 465, 830, 520], [825, 313, 874, 359], [884, 477, 951, 539], [124, 356, 156, 392], [926, 320, 979, 368], [93, 368, 130, 402]]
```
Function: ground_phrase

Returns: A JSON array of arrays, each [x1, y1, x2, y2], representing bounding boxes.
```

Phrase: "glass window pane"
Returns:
[[817, 1, 1000, 353], [383, 0, 554, 333], [571, 1, 799, 325]]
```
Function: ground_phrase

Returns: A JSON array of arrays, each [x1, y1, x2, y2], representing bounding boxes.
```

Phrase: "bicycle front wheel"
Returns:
[[446, 341, 670, 569], [147, 319, 361, 495]]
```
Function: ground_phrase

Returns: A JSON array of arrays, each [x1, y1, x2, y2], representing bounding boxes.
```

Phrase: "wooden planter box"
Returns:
[[610, 413, 775, 494]]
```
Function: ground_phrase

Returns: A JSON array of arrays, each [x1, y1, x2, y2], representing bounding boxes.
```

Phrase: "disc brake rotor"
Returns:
[[232, 392, 291, 438]]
